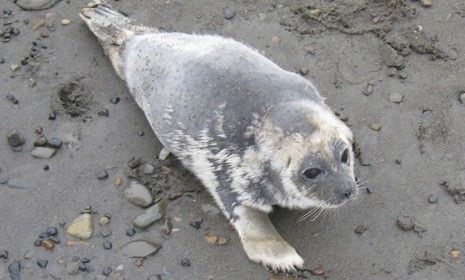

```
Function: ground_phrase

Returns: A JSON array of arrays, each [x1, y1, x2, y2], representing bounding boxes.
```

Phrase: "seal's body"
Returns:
[[81, 3, 358, 272]]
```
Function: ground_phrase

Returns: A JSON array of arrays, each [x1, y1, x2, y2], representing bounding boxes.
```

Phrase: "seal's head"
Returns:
[[257, 100, 357, 209]]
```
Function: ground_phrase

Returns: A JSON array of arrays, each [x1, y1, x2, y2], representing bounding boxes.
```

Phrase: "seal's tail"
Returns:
[[79, 1, 157, 78]]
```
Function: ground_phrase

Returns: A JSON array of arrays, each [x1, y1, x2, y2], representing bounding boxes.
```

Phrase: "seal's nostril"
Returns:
[[343, 189, 353, 199]]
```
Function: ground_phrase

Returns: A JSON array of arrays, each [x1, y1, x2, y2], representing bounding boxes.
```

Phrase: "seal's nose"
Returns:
[[339, 187, 356, 201]]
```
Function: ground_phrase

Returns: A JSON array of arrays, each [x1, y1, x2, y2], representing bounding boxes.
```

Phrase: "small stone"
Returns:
[[100, 226, 112, 237], [66, 262, 80, 275], [103, 240, 113, 250], [6, 94, 19, 105], [6, 178, 26, 189], [37, 259, 48, 268], [44, 165, 50, 171], [47, 137, 62, 148], [354, 224, 367, 234], [223, 8, 236, 20], [99, 215, 110, 225], [61, 19, 71, 25], [15, 0, 61, 11], [398, 71, 408, 79], [396, 215, 415, 231], [110, 97, 120, 104], [128, 158, 142, 169], [161, 218, 173, 235], [28, 78, 36, 87], [81, 257, 91, 263], [120, 240, 162, 258], [189, 220, 202, 229], [48, 236, 60, 244], [102, 267, 112, 276], [420, 0, 432, 7], [97, 170, 109, 180], [35, 126, 43, 134], [369, 123, 381, 131], [308, 8, 321, 17], [8, 261, 21, 279], [450, 249, 461, 259], [158, 148, 170, 160], [34, 238, 43, 247], [271, 35, 280, 44], [363, 82, 374, 96], [66, 213, 93, 239], [204, 232, 218, 244], [31, 147, 57, 159], [7, 130, 25, 148], [34, 137, 48, 146], [114, 176, 123, 186], [388, 67, 397, 77], [217, 237, 227, 245], [49, 112, 56, 120], [366, 186, 373, 194], [428, 194, 438, 204], [395, 159, 402, 164], [42, 239, 54, 250], [0, 250, 8, 260], [142, 163, 155, 175], [23, 250, 34, 259], [126, 228, 136, 237], [135, 258, 144, 267], [78, 264, 87, 272], [0, 57, 4, 64], [10, 64, 20, 71], [459, 92, 465, 104], [46, 226, 58, 236], [124, 181, 153, 207], [299, 67, 309, 76], [180, 258, 191, 267], [137, 131, 144, 136], [389, 92, 404, 103], [133, 199, 168, 229]]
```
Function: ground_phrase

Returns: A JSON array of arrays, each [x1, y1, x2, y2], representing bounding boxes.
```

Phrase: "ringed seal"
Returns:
[[80, 3, 358, 272]]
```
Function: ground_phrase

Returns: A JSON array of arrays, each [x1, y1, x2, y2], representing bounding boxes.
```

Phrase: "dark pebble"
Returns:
[[354, 224, 367, 234], [49, 112, 56, 120], [97, 170, 109, 180], [72, 256, 80, 262], [78, 264, 88, 272], [103, 240, 112, 250], [180, 258, 191, 267], [0, 249, 8, 260], [46, 226, 58, 236], [126, 228, 136, 237], [398, 71, 408, 79], [48, 236, 60, 244], [81, 257, 91, 263], [34, 238, 43, 247], [98, 109, 109, 116], [137, 131, 144, 136], [47, 137, 62, 148], [44, 165, 50, 171], [110, 97, 120, 104], [7, 129, 25, 147], [366, 187, 373, 194], [396, 215, 414, 231], [428, 194, 438, 204], [6, 94, 19, 104], [395, 159, 402, 164], [127, 158, 142, 169], [37, 259, 48, 268], [189, 220, 202, 229], [223, 8, 236, 20], [39, 231, 48, 239], [0, 57, 4, 64], [8, 261, 21, 276], [102, 267, 112, 276]]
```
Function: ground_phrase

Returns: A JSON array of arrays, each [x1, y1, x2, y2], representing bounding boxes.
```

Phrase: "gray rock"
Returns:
[[133, 199, 168, 229], [142, 164, 155, 175], [389, 92, 404, 103], [7, 130, 24, 148], [124, 181, 153, 207], [66, 262, 80, 275], [23, 250, 34, 259], [120, 240, 162, 258], [8, 262, 21, 280], [31, 147, 56, 159], [47, 137, 62, 148], [223, 8, 236, 20], [6, 178, 26, 189], [459, 92, 465, 104], [97, 170, 109, 180], [428, 194, 439, 204], [396, 215, 414, 231], [15, 0, 61, 11]]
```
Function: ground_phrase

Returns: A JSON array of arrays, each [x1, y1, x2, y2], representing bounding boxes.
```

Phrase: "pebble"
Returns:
[[133, 199, 168, 229], [0, 250, 8, 260], [389, 92, 404, 103], [161, 218, 173, 235], [31, 147, 57, 159], [42, 239, 54, 250], [44, 165, 50, 171], [0, 57, 4, 64], [354, 224, 367, 234], [37, 259, 48, 268], [6, 178, 26, 189], [223, 8, 236, 20], [158, 148, 170, 161], [126, 228, 136, 237], [121, 240, 162, 258], [110, 97, 120, 104], [102, 267, 112, 276], [7, 130, 25, 148], [47, 137, 62, 148], [128, 158, 142, 169], [363, 82, 374, 96], [6, 94, 19, 105], [8, 261, 21, 280], [15, 0, 61, 10], [35, 126, 43, 134], [97, 170, 109, 180], [34, 136, 48, 146], [49, 112, 56, 120], [34, 238, 43, 247], [114, 176, 123, 186], [369, 123, 381, 131], [366, 186, 373, 194], [103, 240, 113, 250], [99, 215, 110, 226], [61, 18, 71, 25], [46, 226, 58, 236], [428, 194, 438, 204], [23, 250, 34, 259], [142, 163, 155, 175], [398, 71, 408, 79], [124, 181, 153, 207], [396, 215, 415, 231], [420, 0, 432, 7], [78, 264, 88, 272], [67, 262, 80, 275], [49, 236, 60, 244], [180, 258, 191, 267], [66, 213, 93, 239], [189, 220, 202, 229], [299, 67, 309, 76], [459, 92, 465, 104]]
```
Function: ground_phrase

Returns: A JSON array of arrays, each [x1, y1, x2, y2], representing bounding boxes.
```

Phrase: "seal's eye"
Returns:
[[303, 168, 323, 179], [341, 148, 349, 164]]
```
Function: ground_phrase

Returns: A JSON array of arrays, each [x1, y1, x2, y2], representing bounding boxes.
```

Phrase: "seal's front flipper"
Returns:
[[232, 206, 304, 273]]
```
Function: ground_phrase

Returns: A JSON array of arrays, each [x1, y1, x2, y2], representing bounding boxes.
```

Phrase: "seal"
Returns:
[[80, 3, 358, 272]]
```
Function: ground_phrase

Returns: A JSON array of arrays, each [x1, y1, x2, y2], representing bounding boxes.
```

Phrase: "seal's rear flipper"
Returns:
[[80, 2, 157, 78]]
